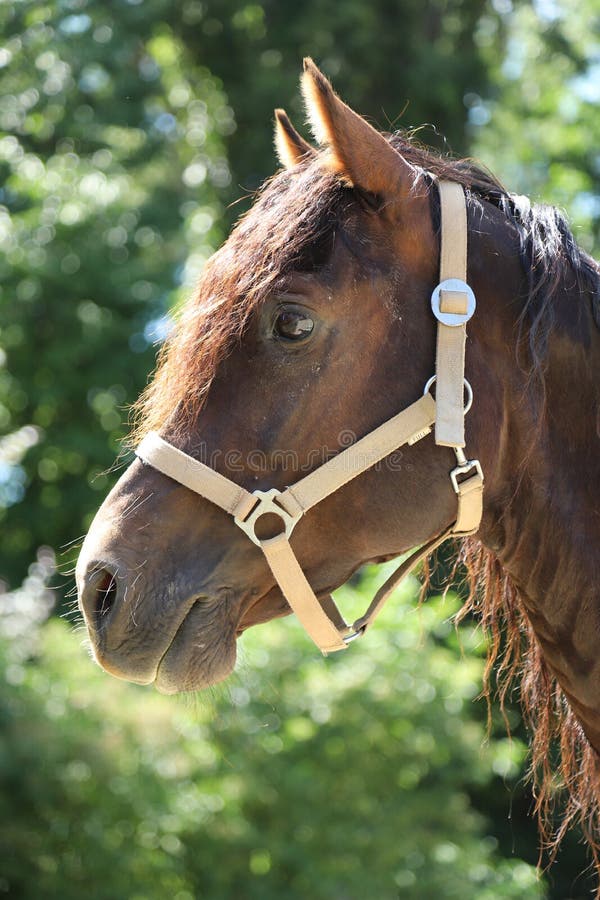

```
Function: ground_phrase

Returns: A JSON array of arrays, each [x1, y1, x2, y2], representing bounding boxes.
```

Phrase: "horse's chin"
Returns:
[[153, 600, 238, 694], [154, 649, 236, 694]]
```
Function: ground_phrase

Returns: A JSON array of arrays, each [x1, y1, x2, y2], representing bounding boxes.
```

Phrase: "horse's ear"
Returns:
[[301, 57, 418, 204], [274, 108, 315, 168]]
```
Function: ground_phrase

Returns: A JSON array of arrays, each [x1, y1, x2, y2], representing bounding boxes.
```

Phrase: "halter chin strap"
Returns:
[[135, 180, 484, 654]]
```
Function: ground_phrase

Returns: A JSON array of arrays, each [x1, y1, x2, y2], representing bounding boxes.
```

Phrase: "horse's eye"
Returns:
[[274, 309, 314, 341]]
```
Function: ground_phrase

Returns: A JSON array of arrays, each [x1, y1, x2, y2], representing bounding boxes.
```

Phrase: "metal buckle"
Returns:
[[424, 375, 473, 415], [233, 488, 302, 547], [450, 457, 483, 494], [431, 278, 476, 326]]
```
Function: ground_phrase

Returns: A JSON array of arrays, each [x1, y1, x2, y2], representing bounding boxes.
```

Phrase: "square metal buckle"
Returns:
[[450, 459, 483, 494]]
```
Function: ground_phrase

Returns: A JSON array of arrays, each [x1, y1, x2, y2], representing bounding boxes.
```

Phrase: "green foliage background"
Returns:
[[2, 569, 547, 899], [0, 0, 598, 897]]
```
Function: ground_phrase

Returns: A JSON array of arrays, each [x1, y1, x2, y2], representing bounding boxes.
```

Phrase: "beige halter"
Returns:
[[136, 181, 484, 654]]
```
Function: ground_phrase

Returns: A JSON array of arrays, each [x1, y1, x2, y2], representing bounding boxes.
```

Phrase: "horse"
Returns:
[[77, 60, 600, 871]]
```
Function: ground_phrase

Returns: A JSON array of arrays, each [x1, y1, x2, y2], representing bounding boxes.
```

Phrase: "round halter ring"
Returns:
[[424, 375, 473, 415], [431, 279, 476, 326]]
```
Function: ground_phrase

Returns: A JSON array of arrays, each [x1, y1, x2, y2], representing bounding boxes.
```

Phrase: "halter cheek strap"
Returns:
[[135, 181, 484, 654]]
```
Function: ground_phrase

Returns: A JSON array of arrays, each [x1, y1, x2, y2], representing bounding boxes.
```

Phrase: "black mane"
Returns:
[[391, 134, 600, 340]]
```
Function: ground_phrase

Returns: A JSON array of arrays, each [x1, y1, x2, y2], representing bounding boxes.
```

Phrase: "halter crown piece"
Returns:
[[136, 181, 484, 654]]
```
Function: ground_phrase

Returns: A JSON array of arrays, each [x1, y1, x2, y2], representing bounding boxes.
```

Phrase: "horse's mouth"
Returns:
[[154, 586, 283, 693], [154, 598, 238, 694], [87, 582, 266, 694]]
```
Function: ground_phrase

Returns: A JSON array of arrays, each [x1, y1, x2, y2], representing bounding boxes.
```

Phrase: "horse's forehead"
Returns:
[[199, 166, 437, 334], [211, 191, 347, 284]]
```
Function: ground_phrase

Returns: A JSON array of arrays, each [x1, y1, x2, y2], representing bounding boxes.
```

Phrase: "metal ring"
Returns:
[[343, 625, 366, 644], [431, 279, 476, 326], [424, 375, 473, 415]]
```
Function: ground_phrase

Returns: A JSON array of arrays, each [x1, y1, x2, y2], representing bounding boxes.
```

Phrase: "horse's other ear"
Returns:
[[274, 108, 315, 168], [301, 57, 419, 205]]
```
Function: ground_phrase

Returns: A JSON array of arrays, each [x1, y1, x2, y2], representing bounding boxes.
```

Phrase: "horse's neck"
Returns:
[[479, 274, 600, 749]]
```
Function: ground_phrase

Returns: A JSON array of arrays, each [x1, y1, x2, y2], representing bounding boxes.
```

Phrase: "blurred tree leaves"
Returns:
[[0, 572, 547, 899], [169, 0, 506, 205], [470, 0, 600, 256], [0, 1, 230, 587]]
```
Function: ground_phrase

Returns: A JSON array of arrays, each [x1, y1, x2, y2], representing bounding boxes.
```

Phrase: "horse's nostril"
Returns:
[[95, 571, 118, 619], [89, 569, 119, 628]]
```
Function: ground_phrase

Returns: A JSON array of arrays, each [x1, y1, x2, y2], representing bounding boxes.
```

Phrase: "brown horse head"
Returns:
[[77, 59, 477, 691], [77, 59, 600, 865]]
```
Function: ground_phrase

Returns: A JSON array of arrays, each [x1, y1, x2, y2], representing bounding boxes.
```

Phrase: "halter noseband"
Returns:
[[136, 181, 484, 654]]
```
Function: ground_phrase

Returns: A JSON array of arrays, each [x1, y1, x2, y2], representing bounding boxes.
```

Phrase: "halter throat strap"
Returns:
[[135, 180, 483, 654]]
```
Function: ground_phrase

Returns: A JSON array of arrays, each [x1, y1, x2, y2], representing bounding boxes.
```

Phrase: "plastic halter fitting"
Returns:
[[135, 180, 484, 655]]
